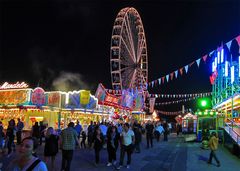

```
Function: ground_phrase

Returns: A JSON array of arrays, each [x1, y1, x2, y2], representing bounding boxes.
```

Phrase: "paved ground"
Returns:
[[1, 133, 240, 171]]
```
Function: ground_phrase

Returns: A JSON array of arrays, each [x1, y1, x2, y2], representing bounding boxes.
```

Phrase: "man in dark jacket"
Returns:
[[145, 121, 154, 148]]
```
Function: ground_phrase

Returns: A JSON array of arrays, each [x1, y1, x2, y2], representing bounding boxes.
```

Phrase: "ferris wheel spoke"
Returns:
[[120, 37, 135, 64], [123, 23, 136, 64], [129, 69, 137, 88], [125, 14, 137, 62], [121, 68, 135, 88], [137, 35, 145, 63]]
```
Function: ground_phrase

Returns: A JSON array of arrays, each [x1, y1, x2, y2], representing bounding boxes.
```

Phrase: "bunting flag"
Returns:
[[175, 70, 178, 78], [158, 78, 161, 85], [184, 65, 189, 73], [161, 77, 165, 84], [179, 68, 184, 75], [236, 35, 240, 46], [156, 110, 183, 116], [170, 72, 174, 80], [148, 92, 211, 99], [166, 74, 169, 82], [147, 35, 240, 88], [154, 96, 198, 106], [202, 54, 208, 62], [189, 61, 195, 67], [226, 40, 232, 50], [196, 58, 201, 67]]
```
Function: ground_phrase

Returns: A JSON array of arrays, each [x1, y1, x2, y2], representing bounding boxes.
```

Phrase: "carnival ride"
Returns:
[[110, 7, 148, 95]]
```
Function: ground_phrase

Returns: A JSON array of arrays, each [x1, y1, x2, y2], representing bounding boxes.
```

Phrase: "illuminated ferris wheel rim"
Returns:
[[110, 7, 148, 93]]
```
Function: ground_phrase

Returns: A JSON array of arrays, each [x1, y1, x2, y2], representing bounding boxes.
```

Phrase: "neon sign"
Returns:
[[0, 82, 29, 89]]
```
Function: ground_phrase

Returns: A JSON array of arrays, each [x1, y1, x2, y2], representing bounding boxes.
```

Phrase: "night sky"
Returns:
[[1, 0, 240, 112]]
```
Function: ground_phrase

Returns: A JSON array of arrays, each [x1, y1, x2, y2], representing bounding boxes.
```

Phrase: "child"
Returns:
[[81, 131, 86, 148]]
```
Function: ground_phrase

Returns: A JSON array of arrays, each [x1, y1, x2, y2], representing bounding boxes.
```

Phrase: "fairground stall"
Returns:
[[0, 82, 60, 130], [182, 113, 197, 134], [0, 82, 102, 130], [95, 84, 145, 123], [195, 110, 224, 142]]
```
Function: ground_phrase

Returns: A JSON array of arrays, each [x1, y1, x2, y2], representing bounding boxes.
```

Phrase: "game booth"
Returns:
[[195, 110, 225, 144]]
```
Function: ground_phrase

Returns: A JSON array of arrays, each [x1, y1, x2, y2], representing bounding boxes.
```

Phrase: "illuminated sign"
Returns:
[[0, 82, 28, 89], [31, 87, 46, 106]]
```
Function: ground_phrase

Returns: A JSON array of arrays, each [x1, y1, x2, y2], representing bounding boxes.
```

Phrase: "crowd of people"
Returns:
[[0, 118, 179, 171]]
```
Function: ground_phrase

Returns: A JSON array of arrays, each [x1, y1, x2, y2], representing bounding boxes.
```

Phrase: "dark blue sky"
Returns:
[[1, 0, 240, 111]]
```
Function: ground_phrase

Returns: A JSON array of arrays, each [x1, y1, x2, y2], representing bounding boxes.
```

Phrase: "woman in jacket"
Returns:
[[106, 126, 120, 166]]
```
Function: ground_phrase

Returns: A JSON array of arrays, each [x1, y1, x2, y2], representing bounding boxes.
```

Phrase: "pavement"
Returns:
[[1, 133, 240, 171]]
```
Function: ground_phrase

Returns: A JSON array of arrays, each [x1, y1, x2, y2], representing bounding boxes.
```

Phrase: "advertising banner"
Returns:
[[149, 98, 156, 113], [95, 84, 106, 103], [80, 90, 90, 105], [0, 90, 29, 105], [47, 92, 61, 107], [31, 87, 46, 106]]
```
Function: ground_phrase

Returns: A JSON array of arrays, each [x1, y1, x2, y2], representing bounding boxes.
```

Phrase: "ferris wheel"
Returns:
[[110, 7, 148, 93]]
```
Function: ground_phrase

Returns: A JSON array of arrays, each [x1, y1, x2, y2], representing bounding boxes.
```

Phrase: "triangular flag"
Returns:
[[209, 51, 214, 57], [189, 61, 195, 67], [236, 35, 240, 46], [196, 58, 201, 67], [175, 70, 178, 78], [166, 75, 169, 82], [158, 78, 161, 85], [184, 65, 189, 73], [161, 77, 165, 84], [179, 68, 184, 75], [170, 72, 174, 80], [203, 55, 208, 62]]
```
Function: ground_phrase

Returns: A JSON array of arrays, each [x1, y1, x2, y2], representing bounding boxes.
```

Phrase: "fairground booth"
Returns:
[[195, 110, 224, 142], [182, 113, 197, 134], [0, 82, 104, 130], [95, 84, 146, 123]]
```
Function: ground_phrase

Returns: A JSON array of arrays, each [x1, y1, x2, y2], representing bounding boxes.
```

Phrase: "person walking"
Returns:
[[44, 127, 59, 170], [155, 122, 164, 142], [117, 123, 135, 170], [93, 126, 104, 167], [39, 121, 46, 145], [106, 126, 120, 167], [16, 118, 24, 145], [133, 122, 142, 153], [74, 120, 82, 140], [208, 132, 220, 167], [87, 121, 94, 148], [32, 122, 40, 143], [80, 131, 86, 148], [163, 121, 169, 141], [60, 122, 79, 171], [145, 120, 154, 148], [6, 119, 16, 157]]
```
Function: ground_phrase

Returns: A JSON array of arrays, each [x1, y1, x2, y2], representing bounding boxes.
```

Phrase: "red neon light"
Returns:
[[0, 82, 29, 89]]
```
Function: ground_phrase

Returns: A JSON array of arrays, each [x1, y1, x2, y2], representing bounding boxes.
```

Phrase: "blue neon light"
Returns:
[[231, 66, 234, 84], [215, 57, 217, 68], [225, 61, 228, 77], [217, 51, 220, 64], [221, 49, 224, 63], [212, 62, 215, 72], [239, 56, 240, 77]]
